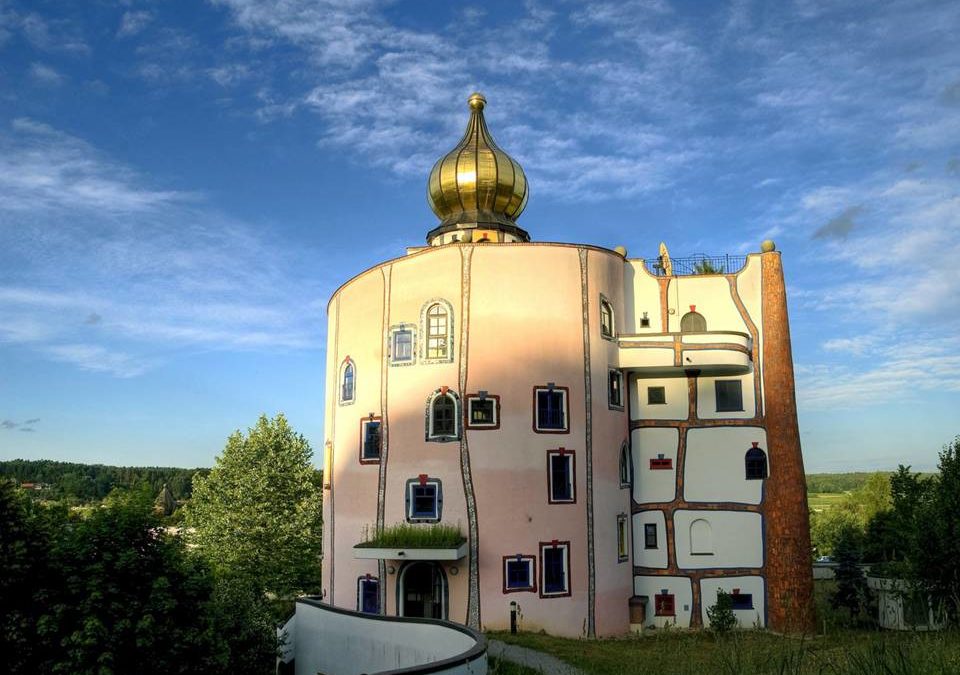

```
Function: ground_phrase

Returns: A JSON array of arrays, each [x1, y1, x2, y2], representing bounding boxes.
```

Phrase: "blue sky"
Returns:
[[1, 0, 958, 472]]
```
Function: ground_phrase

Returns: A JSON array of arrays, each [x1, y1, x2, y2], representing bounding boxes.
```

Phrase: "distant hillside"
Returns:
[[0, 458, 208, 502], [806, 471, 934, 494]]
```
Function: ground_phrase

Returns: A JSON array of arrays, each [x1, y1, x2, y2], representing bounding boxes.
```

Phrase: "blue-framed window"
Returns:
[[539, 542, 570, 597], [503, 555, 535, 593], [535, 387, 568, 432], [730, 592, 753, 610], [361, 418, 381, 462], [406, 478, 442, 522], [547, 450, 575, 503], [357, 577, 379, 614]]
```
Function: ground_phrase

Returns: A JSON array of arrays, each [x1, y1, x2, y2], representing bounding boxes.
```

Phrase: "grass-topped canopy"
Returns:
[[356, 522, 465, 548]]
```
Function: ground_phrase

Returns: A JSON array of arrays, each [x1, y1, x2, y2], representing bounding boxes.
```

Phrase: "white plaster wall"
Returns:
[[674, 510, 763, 570], [632, 428, 679, 504], [700, 576, 766, 628], [666, 275, 747, 335], [623, 261, 662, 333], [681, 349, 751, 371], [696, 372, 756, 420], [629, 376, 688, 421], [618, 347, 674, 370], [633, 576, 693, 628], [684, 427, 768, 504], [736, 256, 764, 412], [632, 511, 668, 568], [294, 602, 485, 675]]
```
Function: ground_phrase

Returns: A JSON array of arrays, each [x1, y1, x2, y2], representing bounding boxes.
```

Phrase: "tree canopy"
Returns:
[[186, 413, 323, 598]]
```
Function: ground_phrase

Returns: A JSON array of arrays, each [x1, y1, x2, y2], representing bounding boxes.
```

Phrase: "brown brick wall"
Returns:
[[760, 252, 815, 633]]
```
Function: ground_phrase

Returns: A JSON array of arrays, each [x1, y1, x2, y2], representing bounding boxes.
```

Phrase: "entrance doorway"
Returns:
[[398, 562, 447, 620]]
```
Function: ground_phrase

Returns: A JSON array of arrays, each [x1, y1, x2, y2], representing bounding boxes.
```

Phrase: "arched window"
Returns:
[[619, 443, 632, 488], [426, 389, 460, 441], [680, 311, 707, 333], [421, 299, 454, 363], [690, 518, 712, 555], [600, 298, 614, 339], [745, 446, 768, 480], [340, 359, 355, 404]]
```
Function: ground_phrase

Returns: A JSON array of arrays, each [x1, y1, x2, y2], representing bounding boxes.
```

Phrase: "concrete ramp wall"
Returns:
[[293, 597, 487, 675]]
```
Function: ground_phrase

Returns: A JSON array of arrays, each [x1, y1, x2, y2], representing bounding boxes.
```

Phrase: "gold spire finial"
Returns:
[[426, 93, 530, 244], [468, 92, 486, 111]]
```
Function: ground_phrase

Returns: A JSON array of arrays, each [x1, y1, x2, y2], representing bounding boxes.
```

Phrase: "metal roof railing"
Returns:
[[645, 254, 748, 276]]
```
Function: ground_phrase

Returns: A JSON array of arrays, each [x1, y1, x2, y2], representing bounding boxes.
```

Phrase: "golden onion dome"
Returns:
[[426, 93, 530, 244]]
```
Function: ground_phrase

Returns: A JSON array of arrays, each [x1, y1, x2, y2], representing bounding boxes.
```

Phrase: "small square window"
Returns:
[[539, 542, 570, 597], [534, 387, 569, 433], [730, 592, 753, 610], [547, 451, 575, 504], [357, 577, 379, 614], [617, 514, 629, 562], [360, 417, 381, 463], [608, 369, 623, 408], [647, 386, 666, 405], [466, 394, 499, 429], [406, 478, 442, 522], [503, 555, 535, 593], [715, 380, 744, 412], [390, 326, 415, 365], [644, 523, 658, 549], [655, 593, 675, 616]]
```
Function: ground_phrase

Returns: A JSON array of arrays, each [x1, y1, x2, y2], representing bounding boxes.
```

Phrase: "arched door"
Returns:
[[399, 562, 447, 620]]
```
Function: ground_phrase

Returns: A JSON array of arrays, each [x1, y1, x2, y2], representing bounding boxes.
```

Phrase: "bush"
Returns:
[[706, 590, 737, 634]]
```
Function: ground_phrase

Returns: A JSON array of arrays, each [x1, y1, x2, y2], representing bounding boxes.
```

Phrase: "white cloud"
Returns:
[[0, 121, 332, 377], [29, 62, 63, 85], [117, 10, 153, 38]]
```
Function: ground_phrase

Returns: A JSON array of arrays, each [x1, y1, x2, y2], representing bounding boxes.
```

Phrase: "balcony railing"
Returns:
[[645, 254, 748, 276]]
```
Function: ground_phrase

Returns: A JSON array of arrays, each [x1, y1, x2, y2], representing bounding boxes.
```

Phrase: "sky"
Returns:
[[1, 0, 959, 473]]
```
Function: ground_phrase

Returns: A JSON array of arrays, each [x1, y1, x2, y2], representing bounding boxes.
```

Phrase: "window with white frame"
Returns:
[[340, 359, 355, 404], [390, 325, 415, 364], [617, 514, 629, 562], [644, 523, 658, 549], [357, 576, 380, 614], [534, 386, 569, 433], [466, 393, 499, 429], [421, 299, 454, 363], [503, 554, 536, 593], [539, 541, 570, 597], [426, 389, 460, 441], [608, 369, 623, 408], [547, 449, 575, 503], [405, 477, 442, 522], [360, 416, 381, 463], [600, 297, 615, 339]]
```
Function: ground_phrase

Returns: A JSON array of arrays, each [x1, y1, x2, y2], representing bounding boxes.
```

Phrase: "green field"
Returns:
[[808, 491, 849, 513]]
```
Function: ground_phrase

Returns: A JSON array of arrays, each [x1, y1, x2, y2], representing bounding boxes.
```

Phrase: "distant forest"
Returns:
[[806, 471, 934, 493], [0, 459, 208, 502]]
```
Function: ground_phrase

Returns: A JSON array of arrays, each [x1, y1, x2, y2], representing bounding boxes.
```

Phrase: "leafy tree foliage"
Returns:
[[0, 482, 276, 675], [186, 413, 323, 599], [809, 471, 892, 558], [831, 524, 869, 621], [706, 590, 737, 634]]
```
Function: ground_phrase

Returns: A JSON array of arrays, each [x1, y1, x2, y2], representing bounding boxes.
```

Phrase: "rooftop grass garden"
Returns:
[[355, 522, 465, 549]]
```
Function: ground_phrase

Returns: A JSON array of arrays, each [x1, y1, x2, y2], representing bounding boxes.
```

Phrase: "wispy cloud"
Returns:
[[29, 62, 63, 86], [0, 119, 332, 377], [117, 10, 153, 39]]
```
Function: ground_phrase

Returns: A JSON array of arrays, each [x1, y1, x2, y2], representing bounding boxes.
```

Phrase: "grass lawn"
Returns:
[[487, 583, 960, 674]]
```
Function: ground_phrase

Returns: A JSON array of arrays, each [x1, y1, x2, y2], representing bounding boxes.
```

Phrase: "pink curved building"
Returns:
[[320, 93, 814, 637]]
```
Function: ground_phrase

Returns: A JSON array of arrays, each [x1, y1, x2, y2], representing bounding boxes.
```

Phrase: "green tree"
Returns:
[[831, 524, 868, 621], [186, 413, 323, 600], [916, 437, 960, 621], [706, 589, 737, 634]]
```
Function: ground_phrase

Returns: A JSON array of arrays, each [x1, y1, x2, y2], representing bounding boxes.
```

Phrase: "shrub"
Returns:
[[706, 589, 737, 634]]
